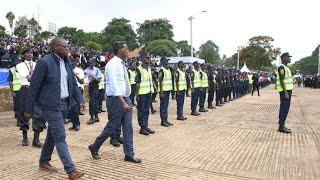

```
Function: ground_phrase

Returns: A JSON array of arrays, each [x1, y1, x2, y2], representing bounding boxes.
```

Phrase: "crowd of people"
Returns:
[[2, 36, 276, 179], [302, 75, 320, 88]]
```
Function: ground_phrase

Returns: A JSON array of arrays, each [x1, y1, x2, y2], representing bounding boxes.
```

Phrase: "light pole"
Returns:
[[237, 46, 241, 70], [189, 11, 207, 57], [318, 44, 320, 75]]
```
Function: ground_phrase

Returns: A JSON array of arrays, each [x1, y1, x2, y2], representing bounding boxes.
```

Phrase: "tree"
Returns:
[[84, 41, 103, 51], [176, 40, 191, 56], [0, 25, 6, 38], [57, 26, 78, 43], [144, 39, 177, 57], [14, 16, 29, 38], [223, 53, 238, 67], [28, 17, 42, 38], [5, 11, 15, 35], [198, 40, 221, 64], [136, 18, 174, 45], [240, 36, 280, 70], [40, 31, 55, 41], [293, 46, 319, 75], [101, 18, 138, 51]]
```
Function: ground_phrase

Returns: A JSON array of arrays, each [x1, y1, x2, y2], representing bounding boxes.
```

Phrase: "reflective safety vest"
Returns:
[[276, 64, 293, 92], [174, 69, 187, 91], [248, 74, 253, 84], [128, 69, 136, 85], [11, 67, 21, 91], [200, 71, 208, 88], [158, 67, 172, 91], [191, 69, 201, 88], [137, 66, 153, 95], [98, 74, 105, 90]]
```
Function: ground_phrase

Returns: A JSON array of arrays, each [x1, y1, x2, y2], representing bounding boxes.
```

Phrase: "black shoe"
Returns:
[[100, 109, 106, 112], [177, 116, 187, 120], [22, 131, 29, 146], [74, 125, 80, 131], [88, 145, 101, 159], [139, 127, 150, 135], [94, 115, 100, 122], [146, 127, 155, 134], [165, 119, 173, 126], [161, 120, 170, 127], [196, 112, 201, 115], [278, 126, 291, 133], [124, 156, 142, 163], [79, 112, 85, 115], [110, 138, 121, 147], [87, 118, 95, 125], [284, 126, 291, 131], [32, 132, 43, 148], [199, 108, 208, 112], [117, 136, 123, 144], [216, 103, 223, 107], [151, 110, 157, 114], [191, 111, 198, 116]]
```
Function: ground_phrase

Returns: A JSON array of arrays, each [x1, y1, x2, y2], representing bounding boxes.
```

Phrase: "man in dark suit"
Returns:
[[24, 37, 85, 180]]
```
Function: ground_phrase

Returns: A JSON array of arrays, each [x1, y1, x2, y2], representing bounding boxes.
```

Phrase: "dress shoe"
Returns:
[[151, 109, 157, 114], [39, 164, 58, 173], [196, 112, 201, 115], [139, 127, 150, 135], [165, 119, 173, 126], [94, 115, 100, 122], [68, 170, 84, 180], [177, 116, 187, 120], [74, 126, 80, 131], [208, 106, 216, 109], [278, 126, 291, 133], [87, 118, 95, 125], [117, 136, 123, 144], [88, 145, 101, 159], [216, 103, 223, 107], [32, 131, 43, 148], [124, 156, 142, 163], [146, 127, 155, 134], [22, 131, 29, 146], [199, 108, 208, 112], [110, 138, 120, 147], [284, 126, 291, 131], [191, 111, 198, 116], [161, 119, 170, 127]]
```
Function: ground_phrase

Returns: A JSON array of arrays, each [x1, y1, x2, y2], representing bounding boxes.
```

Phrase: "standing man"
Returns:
[[158, 57, 174, 127], [7, 56, 22, 126], [174, 61, 187, 120], [199, 64, 209, 112], [276, 52, 293, 133], [25, 37, 85, 179], [97, 66, 106, 112], [215, 67, 224, 107], [85, 58, 102, 125], [252, 73, 260, 96], [135, 53, 155, 135], [89, 41, 142, 164], [16, 48, 44, 147], [190, 61, 201, 116], [207, 65, 216, 109], [128, 62, 136, 106]]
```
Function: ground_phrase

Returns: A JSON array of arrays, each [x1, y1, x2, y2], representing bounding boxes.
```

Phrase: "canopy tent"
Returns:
[[240, 63, 251, 72]]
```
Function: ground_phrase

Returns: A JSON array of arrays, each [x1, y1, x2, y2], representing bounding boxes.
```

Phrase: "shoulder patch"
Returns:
[[279, 69, 285, 75]]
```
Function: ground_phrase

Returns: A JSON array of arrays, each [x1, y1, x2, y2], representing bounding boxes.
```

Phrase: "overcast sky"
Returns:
[[1, 0, 319, 64]]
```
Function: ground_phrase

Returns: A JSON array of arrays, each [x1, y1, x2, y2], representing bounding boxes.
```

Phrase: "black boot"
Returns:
[[161, 118, 170, 127], [110, 138, 120, 147], [22, 131, 29, 146], [87, 115, 95, 125], [165, 117, 173, 126], [199, 108, 208, 112], [32, 131, 43, 148], [191, 111, 198, 116], [139, 126, 150, 135], [95, 114, 100, 122], [278, 125, 291, 133]]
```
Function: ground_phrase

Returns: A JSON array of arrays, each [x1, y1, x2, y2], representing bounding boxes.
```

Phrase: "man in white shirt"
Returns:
[[89, 41, 141, 163], [16, 48, 44, 147]]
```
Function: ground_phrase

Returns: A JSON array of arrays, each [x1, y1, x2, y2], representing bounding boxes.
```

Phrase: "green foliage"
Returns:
[[28, 17, 42, 34], [40, 31, 55, 40], [240, 36, 281, 70], [223, 53, 238, 67], [198, 40, 221, 64], [136, 18, 174, 45], [57, 26, 78, 43], [101, 18, 138, 51], [5, 11, 15, 28], [293, 46, 319, 75], [84, 41, 103, 51], [144, 39, 177, 57], [13, 16, 29, 38], [176, 40, 191, 56]]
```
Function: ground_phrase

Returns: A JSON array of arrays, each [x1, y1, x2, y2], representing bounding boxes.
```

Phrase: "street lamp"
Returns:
[[237, 46, 241, 70], [189, 10, 207, 57]]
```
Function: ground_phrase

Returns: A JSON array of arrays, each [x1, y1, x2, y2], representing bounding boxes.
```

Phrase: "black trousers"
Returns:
[[89, 82, 99, 115], [252, 84, 260, 96]]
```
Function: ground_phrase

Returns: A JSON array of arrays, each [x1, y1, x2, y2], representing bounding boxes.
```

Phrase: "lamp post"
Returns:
[[189, 11, 207, 57], [318, 44, 320, 75], [237, 46, 241, 70]]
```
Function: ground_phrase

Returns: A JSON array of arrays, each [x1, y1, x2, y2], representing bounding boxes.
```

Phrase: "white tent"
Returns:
[[240, 63, 251, 72]]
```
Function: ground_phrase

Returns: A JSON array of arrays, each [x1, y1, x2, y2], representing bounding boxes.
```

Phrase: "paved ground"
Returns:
[[0, 85, 320, 180]]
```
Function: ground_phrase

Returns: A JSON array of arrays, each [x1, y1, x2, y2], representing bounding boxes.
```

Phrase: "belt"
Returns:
[[21, 85, 30, 88]]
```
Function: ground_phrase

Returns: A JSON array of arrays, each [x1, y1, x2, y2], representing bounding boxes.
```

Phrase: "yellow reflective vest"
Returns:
[[128, 69, 136, 85], [98, 74, 105, 90], [137, 65, 153, 95], [276, 64, 293, 92], [158, 67, 172, 91], [200, 71, 208, 88], [174, 69, 187, 91], [191, 69, 201, 88], [11, 67, 21, 91]]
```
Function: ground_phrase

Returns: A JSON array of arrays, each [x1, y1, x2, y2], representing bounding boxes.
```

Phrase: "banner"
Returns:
[[0, 68, 9, 86]]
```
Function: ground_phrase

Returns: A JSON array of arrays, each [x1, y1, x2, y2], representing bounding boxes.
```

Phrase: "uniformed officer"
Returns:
[[215, 67, 224, 106], [223, 68, 230, 103], [128, 61, 136, 106], [98, 66, 106, 112], [174, 61, 187, 120], [207, 64, 216, 109], [158, 56, 173, 127], [16, 48, 44, 147], [276, 52, 293, 133], [85, 58, 102, 125], [7, 56, 22, 126], [199, 63, 209, 112], [190, 61, 201, 116], [229, 68, 235, 101], [135, 53, 155, 135]]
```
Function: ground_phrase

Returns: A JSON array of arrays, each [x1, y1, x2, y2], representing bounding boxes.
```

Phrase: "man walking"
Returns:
[[276, 52, 294, 133]]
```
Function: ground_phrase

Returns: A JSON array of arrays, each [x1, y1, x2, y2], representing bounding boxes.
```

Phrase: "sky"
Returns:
[[1, 0, 319, 65]]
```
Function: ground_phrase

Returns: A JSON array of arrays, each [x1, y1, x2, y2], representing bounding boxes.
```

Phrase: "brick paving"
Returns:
[[0, 85, 319, 179]]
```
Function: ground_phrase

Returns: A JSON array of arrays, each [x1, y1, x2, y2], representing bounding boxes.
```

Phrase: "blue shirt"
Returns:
[[55, 54, 69, 99], [84, 67, 102, 82]]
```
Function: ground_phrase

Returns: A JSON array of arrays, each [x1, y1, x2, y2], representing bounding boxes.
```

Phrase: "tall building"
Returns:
[[48, 21, 56, 35]]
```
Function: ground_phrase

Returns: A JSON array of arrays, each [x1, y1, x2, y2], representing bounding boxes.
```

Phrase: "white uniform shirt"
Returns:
[[16, 60, 37, 86], [73, 67, 85, 87]]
